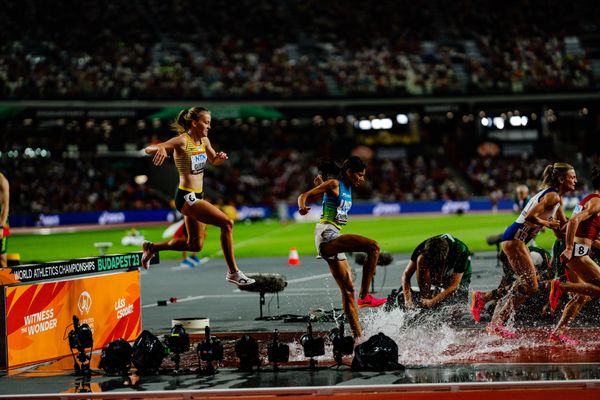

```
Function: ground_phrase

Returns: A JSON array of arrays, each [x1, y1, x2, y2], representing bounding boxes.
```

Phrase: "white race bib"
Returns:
[[190, 151, 207, 175]]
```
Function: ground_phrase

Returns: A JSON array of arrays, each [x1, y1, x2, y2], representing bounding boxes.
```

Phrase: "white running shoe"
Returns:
[[141, 241, 156, 270], [226, 270, 255, 286]]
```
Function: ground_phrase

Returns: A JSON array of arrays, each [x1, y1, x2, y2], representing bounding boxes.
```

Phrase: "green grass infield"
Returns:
[[9, 212, 562, 263]]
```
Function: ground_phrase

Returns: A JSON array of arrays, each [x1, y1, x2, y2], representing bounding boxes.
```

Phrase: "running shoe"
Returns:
[[188, 255, 201, 267], [226, 270, 256, 286], [470, 291, 485, 323], [549, 333, 579, 345], [141, 241, 156, 270], [549, 278, 563, 312], [358, 293, 387, 308], [486, 322, 517, 338], [179, 258, 195, 268]]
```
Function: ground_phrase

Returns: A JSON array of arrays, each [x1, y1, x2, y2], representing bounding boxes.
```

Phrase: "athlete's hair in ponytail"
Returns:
[[541, 162, 574, 189], [317, 156, 366, 180], [591, 166, 600, 190], [317, 158, 341, 180], [171, 107, 210, 134], [341, 156, 366, 176]]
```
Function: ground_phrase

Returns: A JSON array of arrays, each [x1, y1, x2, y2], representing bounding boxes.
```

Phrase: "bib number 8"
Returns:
[[573, 243, 589, 257]]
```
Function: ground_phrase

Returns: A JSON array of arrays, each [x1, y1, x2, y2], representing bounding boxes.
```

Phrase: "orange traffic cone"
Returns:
[[288, 247, 301, 265]]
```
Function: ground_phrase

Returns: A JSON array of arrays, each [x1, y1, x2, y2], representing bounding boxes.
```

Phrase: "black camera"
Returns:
[[235, 335, 260, 372], [328, 321, 354, 365], [68, 316, 93, 351], [68, 315, 94, 375], [197, 326, 223, 371], [300, 322, 325, 359], [267, 329, 289, 365], [164, 324, 190, 355]]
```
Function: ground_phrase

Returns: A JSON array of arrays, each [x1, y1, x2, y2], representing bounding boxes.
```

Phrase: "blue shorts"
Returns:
[[501, 222, 540, 244]]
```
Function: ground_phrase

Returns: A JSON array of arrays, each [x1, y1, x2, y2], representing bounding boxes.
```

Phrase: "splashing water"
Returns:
[[358, 305, 583, 366]]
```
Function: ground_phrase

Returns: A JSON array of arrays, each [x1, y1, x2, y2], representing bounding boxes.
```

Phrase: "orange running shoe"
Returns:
[[358, 293, 387, 308], [471, 291, 485, 323], [549, 279, 563, 312]]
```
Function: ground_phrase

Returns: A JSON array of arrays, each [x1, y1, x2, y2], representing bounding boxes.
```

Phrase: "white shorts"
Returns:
[[314, 223, 346, 261]]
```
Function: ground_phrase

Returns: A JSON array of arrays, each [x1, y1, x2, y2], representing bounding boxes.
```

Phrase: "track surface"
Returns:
[[2, 252, 600, 397]]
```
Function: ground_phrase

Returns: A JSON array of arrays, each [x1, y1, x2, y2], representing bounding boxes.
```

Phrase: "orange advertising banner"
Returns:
[[3, 270, 141, 368]]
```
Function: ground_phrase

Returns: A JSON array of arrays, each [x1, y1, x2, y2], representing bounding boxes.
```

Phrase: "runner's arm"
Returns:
[[297, 179, 339, 215], [202, 137, 228, 166], [524, 192, 561, 230], [421, 272, 463, 308], [144, 135, 184, 166], [402, 260, 417, 308]]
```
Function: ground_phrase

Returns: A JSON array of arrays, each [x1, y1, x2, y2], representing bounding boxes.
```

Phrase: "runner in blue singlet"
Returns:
[[297, 156, 385, 339]]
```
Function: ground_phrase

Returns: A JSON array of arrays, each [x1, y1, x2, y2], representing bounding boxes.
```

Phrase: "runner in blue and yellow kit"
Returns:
[[297, 156, 385, 339], [141, 107, 254, 287]]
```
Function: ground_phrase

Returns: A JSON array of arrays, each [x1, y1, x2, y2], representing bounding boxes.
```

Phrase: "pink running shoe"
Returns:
[[358, 293, 387, 309], [141, 241, 156, 270], [549, 333, 579, 345], [471, 291, 485, 323], [486, 323, 517, 338], [549, 279, 563, 312]]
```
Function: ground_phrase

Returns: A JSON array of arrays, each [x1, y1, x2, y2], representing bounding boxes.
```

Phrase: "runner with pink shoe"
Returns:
[[549, 166, 600, 345], [488, 163, 576, 339]]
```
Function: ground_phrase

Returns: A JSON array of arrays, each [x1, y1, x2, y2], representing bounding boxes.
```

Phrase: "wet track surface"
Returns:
[[1, 251, 600, 396]]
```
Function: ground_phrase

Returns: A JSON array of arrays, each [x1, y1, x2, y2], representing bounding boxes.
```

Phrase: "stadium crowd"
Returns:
[[1, 0, 598, 217], [1, 0, 597, 99]]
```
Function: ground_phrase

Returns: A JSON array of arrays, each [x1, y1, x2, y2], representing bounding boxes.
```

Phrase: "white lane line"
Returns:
[[142, 290, 346, 309], [285, 273, 332, 284]]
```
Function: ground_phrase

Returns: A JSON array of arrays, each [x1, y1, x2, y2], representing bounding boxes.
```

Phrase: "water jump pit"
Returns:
[[3, 306, 600, 399]]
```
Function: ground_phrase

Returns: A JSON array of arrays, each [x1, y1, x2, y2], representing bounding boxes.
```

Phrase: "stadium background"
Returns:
[[1, 0, 600, 260], [3, 2, 600, 399]]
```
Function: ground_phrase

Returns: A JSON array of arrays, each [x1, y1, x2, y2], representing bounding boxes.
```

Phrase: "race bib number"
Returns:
[[183, 192, 199, 206], [190, 151, 207, 175], [335, 199, 351, 224], [573, 243, 590, 257]]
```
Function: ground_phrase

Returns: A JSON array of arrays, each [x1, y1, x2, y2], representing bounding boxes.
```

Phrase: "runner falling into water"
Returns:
[[402, 233, 472, 310]]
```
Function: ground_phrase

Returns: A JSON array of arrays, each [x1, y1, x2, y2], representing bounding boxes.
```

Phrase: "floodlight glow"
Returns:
[[396, 114, 409, 124], [371, 118, 393, 130], [493, 117, 504, 129], [481, 117, 489, 127], [358, 120, 371, 130], [521, 116, 528, 126], [135, 175, 148, 185], [509, 116, 521, 126]]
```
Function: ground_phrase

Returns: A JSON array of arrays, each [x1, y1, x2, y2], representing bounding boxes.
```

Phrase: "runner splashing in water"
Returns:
[[297, 156, 385, 339], [488, 162, 576, 338]]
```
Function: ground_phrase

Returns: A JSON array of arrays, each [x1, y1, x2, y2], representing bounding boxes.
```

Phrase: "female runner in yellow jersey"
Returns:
[[141, 107, 254, 286]]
